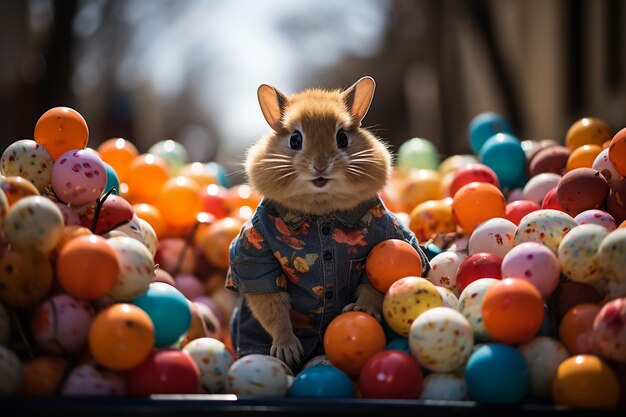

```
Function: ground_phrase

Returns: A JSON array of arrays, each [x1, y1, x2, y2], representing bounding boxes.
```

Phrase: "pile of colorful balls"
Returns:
[[0, 107, 624, 411]]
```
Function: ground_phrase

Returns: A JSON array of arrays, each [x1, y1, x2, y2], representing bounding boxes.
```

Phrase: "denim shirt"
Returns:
[[225, 195, 431, 361]]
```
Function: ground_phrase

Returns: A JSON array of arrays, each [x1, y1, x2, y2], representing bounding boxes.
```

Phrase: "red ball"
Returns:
[[128, 349, 200, 395], [449, 164, 500, 197], [359, 350, 424, 399], [456, 252, 503, 294], [505, 200, 541, 226], [541, 187, 565, 212]]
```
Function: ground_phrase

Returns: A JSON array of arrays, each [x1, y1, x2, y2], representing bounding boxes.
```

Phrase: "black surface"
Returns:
[[1, 396, 623, 417]]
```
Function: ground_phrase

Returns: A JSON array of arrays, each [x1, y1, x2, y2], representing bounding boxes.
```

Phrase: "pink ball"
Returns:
[[154, 268, 176, 287], [592, 297, 626, 363], [175, 274, 205, 299], [574, 209, 617, 231], [193, 296, 227, 328], [31, 294, 94, 355], [55, 202, 81, 225], [62, 362, 126, 396], [51, 149, 107, 206], [501, 242, 560, 299]]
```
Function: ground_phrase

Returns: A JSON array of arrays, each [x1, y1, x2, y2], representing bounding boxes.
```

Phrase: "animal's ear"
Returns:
[[342, 76, 376, 127], [257, 84, 288, 132]]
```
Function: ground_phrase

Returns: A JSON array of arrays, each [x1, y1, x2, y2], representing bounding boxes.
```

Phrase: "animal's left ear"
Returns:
[[342, 76, 376, 127]]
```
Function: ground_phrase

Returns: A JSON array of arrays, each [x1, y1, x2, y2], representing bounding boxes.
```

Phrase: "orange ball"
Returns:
[[57, 235, 119, 300], [223, 184, 262, 216], [565, 117, 612, 150], [409, 199, 456, 242], [89, 303, 155, 371], [608, 127, 626, 176], [21, 356, 68, 395], [0, 176, 39, 206], [559, 303, 601, 355], [199, 217, 243, 270], [481, 278, 544, 344], [620, 220, 626, 229], [365, 239, 423, 293], [133, 203, 167, 237], [97, 138, 139, 182], [155, 176, 202, 229], [323, 311, 386, 378], [452, 182, 506, 234], [0, 248, 53, 308], [125, 154, 170, 204], [396, 169, 443, 213], [178, 162, 219, 187], [566, 144, 603, 172], [34, 107, 89, 160], [552, 355, 620, 409], [51, 225, 92, 260]]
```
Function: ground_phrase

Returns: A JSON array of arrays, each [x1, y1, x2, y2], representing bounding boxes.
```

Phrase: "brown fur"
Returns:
[[242, 77, 389, 367]]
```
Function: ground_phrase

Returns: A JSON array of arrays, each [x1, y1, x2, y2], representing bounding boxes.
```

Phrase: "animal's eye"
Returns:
[[336, 129, 348, 149], [289, 131, 303, 150]]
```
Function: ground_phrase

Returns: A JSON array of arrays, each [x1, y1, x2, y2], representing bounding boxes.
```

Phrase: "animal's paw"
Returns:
[[270, 333, 303, 368], [342, 301, 382, 321]]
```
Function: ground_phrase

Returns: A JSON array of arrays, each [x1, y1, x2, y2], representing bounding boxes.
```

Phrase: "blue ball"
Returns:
[[289, 365, 355, 398], [465, 343, 530, 404], [468, 112, 513, 154], [206, 162, 229, 187], [385, 337, 410, 354], [103, 162, 120, 195], [421, 243, 442, 261], [132, 282, 191, 347], [479, 133, 527, 190]]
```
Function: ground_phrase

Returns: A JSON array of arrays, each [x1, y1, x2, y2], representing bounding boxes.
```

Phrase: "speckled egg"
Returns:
[[436, 286, 459, 309], [51, 149, 107, 207], [0, 139, 54, 192], [0, 345, 22, 394], [409, 307, 474, 372], [107, 236, 155, 301], [502, 242, 560, 298], [0, 176, 40, 206], [513, 209, 578, 253], [420, 373, 466, 400], [62, 362, 126, 396], [592, 148, 623, 188], [468, 218, 517, 258], [518, 336, 569, 398], [383, 277, 444, 337], [597, 229, 626, 282], [523, 173, 562, 205], [426, 251, 465, 294], [457, 278, 500, 341], [574, 209, 617, 231], [4, 195, 64, 253], [226, 354, 290, 396], [558, 224, 608, 284], [592, 297, 626, 363], [114, 213, 144, 241], [303, 355, 331, 369], [138, 218, 157, 258], [0, 302, 9, 345], [31, 293, 94, 355], [182, 337, 234, 393]]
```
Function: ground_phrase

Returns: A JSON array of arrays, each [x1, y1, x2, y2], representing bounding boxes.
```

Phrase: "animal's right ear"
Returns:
[[258, 84, 288, 132]]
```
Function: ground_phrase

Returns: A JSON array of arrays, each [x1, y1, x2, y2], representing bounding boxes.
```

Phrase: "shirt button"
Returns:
[[325, 290, 334, 300], [323, 251, 332, 261], [321, 224, 331, 235]]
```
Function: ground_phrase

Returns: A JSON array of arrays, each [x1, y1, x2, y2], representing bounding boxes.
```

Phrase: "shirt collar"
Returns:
[[263, 197, 381, 231]]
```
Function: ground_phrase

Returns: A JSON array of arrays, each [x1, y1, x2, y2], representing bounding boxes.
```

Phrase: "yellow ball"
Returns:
[[396, 169, 442, 213], [382, 276, 443, 337], [409, 199, 456, 242]]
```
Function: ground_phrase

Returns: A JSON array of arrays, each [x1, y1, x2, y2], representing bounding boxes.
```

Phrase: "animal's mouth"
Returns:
[[312, 177, 330, 188]]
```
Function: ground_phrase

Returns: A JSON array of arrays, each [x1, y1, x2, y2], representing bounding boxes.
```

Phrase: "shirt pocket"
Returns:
[[348, 257, 367, 296]]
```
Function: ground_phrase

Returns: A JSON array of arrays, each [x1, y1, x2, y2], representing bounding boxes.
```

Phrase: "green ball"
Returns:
[[148, 140, 188, 175], [397, 138, 439, 173]]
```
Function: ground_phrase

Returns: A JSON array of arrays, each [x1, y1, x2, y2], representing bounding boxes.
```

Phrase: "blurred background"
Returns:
[[1, 0, 625, 184]]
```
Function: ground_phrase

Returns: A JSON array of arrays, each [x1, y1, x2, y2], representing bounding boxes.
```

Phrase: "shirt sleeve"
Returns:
[[225, 214, 286, 295], [386, 212, 432, 277]]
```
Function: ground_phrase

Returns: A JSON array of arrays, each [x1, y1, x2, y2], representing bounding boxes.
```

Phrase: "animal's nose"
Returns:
[[313, 163, 328, 173]]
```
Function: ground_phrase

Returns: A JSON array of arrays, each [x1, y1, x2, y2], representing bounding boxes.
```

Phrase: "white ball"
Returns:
[[518, 336, 569, 398], [457, 278, 500, 341], [420, 373, 466, 401], [468, 217, 517, 258], [183, 337, 233, 393], [436, 286, 459, 309], [522, 173, 561, 205], [227, 354, 290, 396], [426, 251, 465, 294], [0, 346, 22, 395]]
